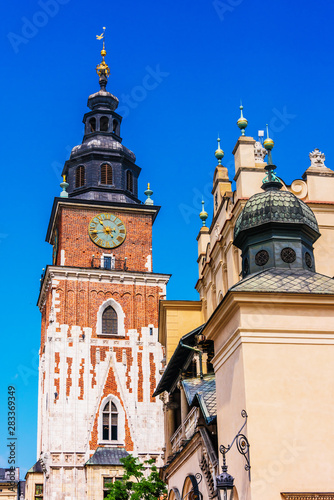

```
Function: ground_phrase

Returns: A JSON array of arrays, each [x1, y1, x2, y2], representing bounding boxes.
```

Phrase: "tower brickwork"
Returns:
[[32, 44, 170, 500]]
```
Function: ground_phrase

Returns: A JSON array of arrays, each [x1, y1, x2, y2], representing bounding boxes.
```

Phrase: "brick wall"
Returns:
[[56, 205, 153, 272]]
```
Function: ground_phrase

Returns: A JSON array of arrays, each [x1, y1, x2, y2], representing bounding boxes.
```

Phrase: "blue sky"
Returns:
[[0, 0, 333, 476]]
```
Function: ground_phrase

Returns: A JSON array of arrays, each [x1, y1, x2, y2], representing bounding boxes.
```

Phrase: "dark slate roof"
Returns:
[[86, 447, 129, 466], [182, 374, 216, 424], [0, 467, 19, 483], [153, 324, 205, 397], [19, 480, 26, 495], [230, 267, 334, 294], [234, 190, 319, 240], [26, 460, 43, 474]]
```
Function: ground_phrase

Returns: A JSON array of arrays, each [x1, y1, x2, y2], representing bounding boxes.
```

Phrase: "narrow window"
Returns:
[[101, 164, 113, 185], [102, 401, 118, 441], [112, 120, 118, 134], [35, 484, 43, 499], [89, 117, 96, 132], [75, 165, 85, 188], [100, 116, 109, 132], [102, 306, 118, 335], [126, 171, 133, 192], [103, 477, 113, 498], [149, 327, 153, 336]]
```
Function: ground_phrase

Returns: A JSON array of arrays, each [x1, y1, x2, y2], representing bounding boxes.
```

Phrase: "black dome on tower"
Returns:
[[61, 44, 141, 204], [233, 137, 320, 278]]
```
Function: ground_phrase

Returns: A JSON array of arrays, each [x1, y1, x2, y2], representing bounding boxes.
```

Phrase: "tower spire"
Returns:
[[96, 27, 110, 90], [237, 101, 248, 136], [262, 125, 282, 190], [199, 200, 208, 227], [215, 136, 225, 165]]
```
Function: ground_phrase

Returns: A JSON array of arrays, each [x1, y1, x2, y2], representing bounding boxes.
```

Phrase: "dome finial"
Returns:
[[262, 125, 282, 191], [60, 175, 69, 198], [144, 183, 154, 205], [96, 27, 110, 90], [263, 124, 275, 164], [237, 101, 248, 136], [199, 200, 208, 227], [215, 135, 224, 165]]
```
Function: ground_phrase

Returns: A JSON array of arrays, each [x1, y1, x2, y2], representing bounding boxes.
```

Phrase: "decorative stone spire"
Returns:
[[144, 183, 154, 205], [215, 136, 224, 165], [262, 125, 282, 191], [309, 148, 326, 168], [96, 27, 110, 91], [60, 175, 69, 198], [199, 200, 208, 227], [237, 103, 248, 136], [254, 130, 267, 162]]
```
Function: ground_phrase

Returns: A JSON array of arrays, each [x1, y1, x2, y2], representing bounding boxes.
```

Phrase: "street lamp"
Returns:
[[216, 410, 251, 500], [216, 447, 234, 500]]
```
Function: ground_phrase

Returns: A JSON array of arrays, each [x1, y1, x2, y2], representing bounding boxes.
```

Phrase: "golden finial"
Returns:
[[62, 175, 66, 183], [96, 27, 110, 83]]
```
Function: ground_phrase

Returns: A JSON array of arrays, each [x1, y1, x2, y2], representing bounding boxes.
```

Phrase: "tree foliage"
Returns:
[[105, 455, 167, 500]]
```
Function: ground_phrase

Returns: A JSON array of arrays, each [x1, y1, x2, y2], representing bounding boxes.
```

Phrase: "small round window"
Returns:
[[281, 247, 296, 263], [243, 257, 249, 275], [305, 252, 313, 268], [255, 250, 269, 266]]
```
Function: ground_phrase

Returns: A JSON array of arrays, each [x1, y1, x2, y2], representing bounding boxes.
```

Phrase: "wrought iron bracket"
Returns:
[[219, 409, 251, 480], [181, 473, 203, 500]]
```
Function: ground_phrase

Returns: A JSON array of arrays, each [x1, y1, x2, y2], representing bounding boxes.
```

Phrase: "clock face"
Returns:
[[88, 213, 126, 249]]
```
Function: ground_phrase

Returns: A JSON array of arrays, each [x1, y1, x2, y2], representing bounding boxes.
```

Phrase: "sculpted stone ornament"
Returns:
[[309, 148, 326, 168], [254, 141, 267, 162]]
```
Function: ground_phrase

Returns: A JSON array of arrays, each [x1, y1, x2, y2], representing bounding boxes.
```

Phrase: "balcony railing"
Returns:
[[91, 256, 128, 271], [170, 407, 199, 454]]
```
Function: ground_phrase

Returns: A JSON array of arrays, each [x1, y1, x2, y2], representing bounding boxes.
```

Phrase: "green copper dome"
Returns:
[[234, 190, 319, 243]]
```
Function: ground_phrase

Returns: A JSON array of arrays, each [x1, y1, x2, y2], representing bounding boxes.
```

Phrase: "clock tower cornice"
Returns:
[[37, 264, 171, 310], [46, 197, 161, 244]]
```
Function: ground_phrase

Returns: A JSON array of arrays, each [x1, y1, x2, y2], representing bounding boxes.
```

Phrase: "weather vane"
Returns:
[[96, 27, 110, 80], [96, 26, 106, 41]]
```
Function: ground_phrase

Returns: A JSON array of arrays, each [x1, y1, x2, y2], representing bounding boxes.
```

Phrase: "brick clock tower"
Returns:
[[33, 44, 170, 500]]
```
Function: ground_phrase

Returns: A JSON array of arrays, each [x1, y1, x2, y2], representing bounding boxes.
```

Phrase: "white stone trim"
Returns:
[[99, 394, 125, 446], [38, 266, 170, 310], [96, 298, 125, 337]]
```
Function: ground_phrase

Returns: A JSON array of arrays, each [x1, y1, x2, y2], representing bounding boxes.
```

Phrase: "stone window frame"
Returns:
[[99, 394, 125, 446], [100, 253, 115, 270], [103, 476, 122, 498], [96, 298, 125, 337]]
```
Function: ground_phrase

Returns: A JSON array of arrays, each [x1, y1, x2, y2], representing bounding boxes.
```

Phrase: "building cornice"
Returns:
[[37, 265, 171, 310]]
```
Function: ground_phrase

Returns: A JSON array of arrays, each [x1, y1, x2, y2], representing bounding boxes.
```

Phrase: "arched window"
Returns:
[[89, 117, 96, 132], [75, 165, 85, 188], [112, 120, 118, 134], [101, 164, 113, 185], [100, 116, 109, 132], [102, 401, 118, 441], [126, 171, 133, 193], [102, 306, 118, 335]]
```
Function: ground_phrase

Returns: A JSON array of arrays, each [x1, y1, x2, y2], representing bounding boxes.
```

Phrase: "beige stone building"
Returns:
[[0, 468, 25, 499], [155, 119, 334, 499]]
